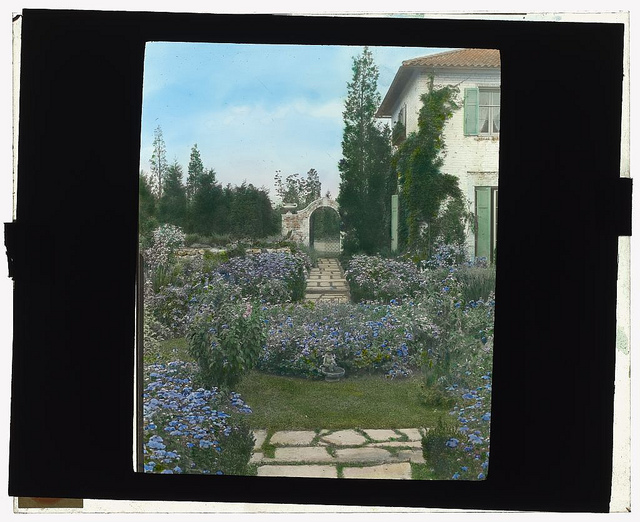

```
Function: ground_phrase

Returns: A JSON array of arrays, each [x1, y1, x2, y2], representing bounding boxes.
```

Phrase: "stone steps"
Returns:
[[251, 428, 428, 480], [304, 258, 351, 303]]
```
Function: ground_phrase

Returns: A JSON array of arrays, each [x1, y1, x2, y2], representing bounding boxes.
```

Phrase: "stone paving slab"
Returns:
[[304, 294, 348, 300], [342, 462, 412, 480], [305, 286, 348, 293], [269, 430, 316, 446], [305, 257, 350, 304], [397, 428, 424, 441], [253, 430, 268, 450], [257, 465, 337, 478], [250, 452, 264, 464], [335, 447, 393, 463], [396, 449, 425, 464], [274, 446, 334, 462], [369, 441, 423, 449], [320, 430, 367, 446], [362, 429, 400, 441]]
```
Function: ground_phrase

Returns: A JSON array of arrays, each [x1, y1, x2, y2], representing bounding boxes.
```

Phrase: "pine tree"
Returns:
[[303, 168, 322, 207], [138, 170, 158, 240], [189, 168, 222, 236], [186, 143, 205, 202], [158, 160, 187, 228], [337, 47, 392, 255], [149, 125, 168, 198]]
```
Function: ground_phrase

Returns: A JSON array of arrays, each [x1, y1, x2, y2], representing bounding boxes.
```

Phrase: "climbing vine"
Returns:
[[392, 77, 472, 260]]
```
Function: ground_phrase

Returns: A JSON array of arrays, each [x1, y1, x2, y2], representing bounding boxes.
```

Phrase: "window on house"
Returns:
[[392, 104, 407, 145], [479, 89, 500, 135], [464, 87, 500, 136]]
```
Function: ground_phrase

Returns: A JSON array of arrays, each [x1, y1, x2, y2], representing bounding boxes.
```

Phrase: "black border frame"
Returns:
[[8, 9, 627, 512]]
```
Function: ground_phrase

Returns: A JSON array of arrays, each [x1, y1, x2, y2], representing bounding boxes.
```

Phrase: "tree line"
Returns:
[[139, 130, 342, 245], [139, 130, 280, 241], [140, 46, 470, 256]]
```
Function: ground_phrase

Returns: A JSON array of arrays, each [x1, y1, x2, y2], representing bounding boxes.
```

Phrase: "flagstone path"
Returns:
[[264, 261, 425, 479], [250, 427, 428, 479], [304, 258, 351, 303]]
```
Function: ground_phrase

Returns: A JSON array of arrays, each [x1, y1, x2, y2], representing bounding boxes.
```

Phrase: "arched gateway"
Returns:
[[281, 196, 342, 252]]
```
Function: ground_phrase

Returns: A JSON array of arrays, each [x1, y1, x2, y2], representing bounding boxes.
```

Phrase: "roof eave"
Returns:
[[376, 66, 417, 118]]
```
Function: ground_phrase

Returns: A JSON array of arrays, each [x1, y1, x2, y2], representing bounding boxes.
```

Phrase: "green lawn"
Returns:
[[149, 338, 451, 433], [236, 370, 448, 431]]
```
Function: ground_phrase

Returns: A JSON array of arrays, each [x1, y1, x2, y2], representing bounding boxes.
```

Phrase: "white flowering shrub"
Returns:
[[144, 224, 186, 275]]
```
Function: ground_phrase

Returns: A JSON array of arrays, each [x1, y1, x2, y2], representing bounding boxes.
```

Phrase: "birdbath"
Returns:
[[320, 350, 345, 382]]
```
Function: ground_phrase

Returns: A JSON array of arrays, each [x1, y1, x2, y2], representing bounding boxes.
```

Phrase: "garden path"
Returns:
[[304, 258, 351, 303], [250, 428, 427, 479]]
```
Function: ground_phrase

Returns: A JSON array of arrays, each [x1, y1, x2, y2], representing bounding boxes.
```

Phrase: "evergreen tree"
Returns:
[[303, 168, 322, 207], [158, 160, 187, 228], [189, 168, 222, 236], [337, 47, 393, 255], [186, 143, 205, 202], [138, 170, 158, 241], [229, 183, 278, 238], [149, 125, 168, 198]]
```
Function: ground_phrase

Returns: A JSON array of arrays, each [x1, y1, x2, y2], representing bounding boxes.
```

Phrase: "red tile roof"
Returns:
[[402, 48, 500, 68], [377, 48, 501, 117]]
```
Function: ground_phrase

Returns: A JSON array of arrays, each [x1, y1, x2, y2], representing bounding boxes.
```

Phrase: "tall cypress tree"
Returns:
[[337, 47, 392, 255], [138, 170, 158, 240], [158, 160, 187, 228], [190, 168, 222, 236], [186, 143, 205, 202], [149, 125, 168, 198]]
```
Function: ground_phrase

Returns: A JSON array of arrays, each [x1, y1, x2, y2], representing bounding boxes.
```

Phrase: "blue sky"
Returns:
[[140, 43, 452, 201]]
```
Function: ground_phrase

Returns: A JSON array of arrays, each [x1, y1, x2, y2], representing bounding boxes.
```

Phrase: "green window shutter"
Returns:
[[464, 87, 479, 136], [475, 187, 492, 260]]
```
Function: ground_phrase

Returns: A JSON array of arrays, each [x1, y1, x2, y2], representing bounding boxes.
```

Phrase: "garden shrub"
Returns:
[[456, 266, 496, 303], [216, 251, 310, 304], [188, 299, 266, 389], [189, 417, 255, 476], [143, 361, 254, 475], [146, 272, 243, 338], [202, 249, 229, 271], [419, 382, 456, 409], [421, 416, 461, 479], [142, 307, 165, 357], [144, 224, 186, 275], [259, 301, 417, 379], [344, 255, 423, 303], [419, 240, 469, 269]]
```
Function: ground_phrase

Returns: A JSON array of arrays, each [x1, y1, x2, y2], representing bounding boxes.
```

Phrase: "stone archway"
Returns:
[[281, 196, 342, 251]]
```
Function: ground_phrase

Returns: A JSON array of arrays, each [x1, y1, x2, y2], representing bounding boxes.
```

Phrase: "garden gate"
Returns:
[[281, 196, 342, 255]]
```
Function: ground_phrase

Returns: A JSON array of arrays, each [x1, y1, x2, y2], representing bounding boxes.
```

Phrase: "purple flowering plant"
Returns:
[[259, 301, 417, 379], [143, 360, 254, 475]]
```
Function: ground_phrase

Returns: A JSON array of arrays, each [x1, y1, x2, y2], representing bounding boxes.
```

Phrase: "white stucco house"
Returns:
[[377, 48, 500, 263]]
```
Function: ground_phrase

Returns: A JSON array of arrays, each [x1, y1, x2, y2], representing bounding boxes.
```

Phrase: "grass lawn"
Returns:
[[148, 338, 452, 433], [235, 370, 449, 431]]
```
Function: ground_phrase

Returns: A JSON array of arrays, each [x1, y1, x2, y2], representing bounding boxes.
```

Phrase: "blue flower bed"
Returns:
[[444, 369, 492, 480], [216, 251, 311, 303], [143, 360, 253, 475], [258, 301, 417, 379]]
